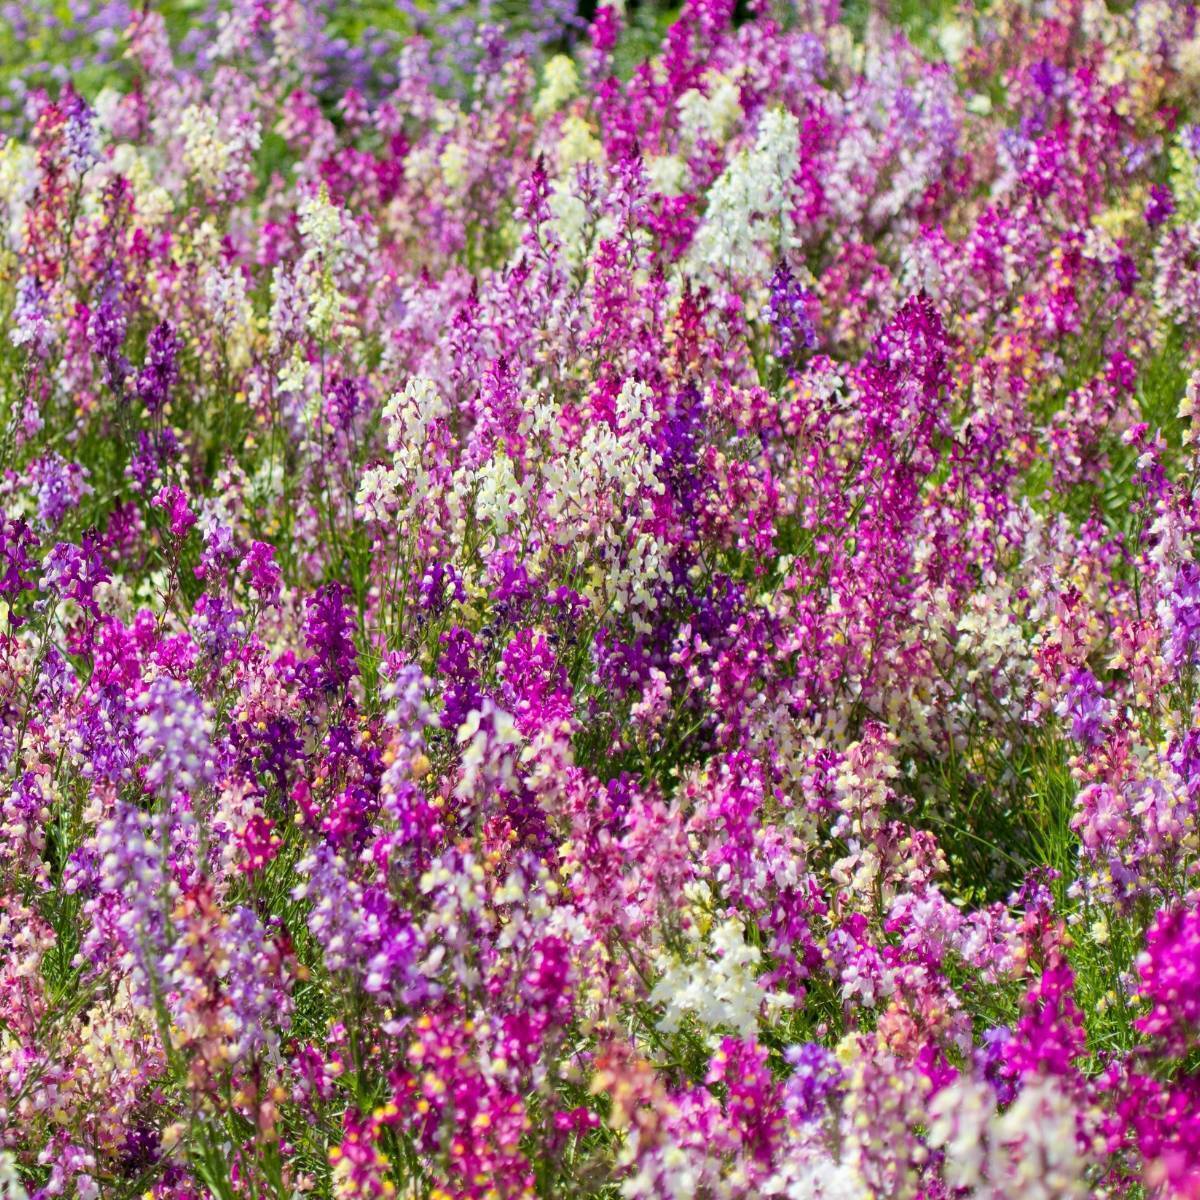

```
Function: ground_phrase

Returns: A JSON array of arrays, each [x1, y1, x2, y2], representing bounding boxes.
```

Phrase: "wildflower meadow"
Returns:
[[4, 0, 1200, 1195]]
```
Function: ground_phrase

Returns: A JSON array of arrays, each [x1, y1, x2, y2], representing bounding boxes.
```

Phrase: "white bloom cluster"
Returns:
[[201, 262, 253, 367], [643, 154, 687, 197], [928, 1076, 992, 1194], [355, 463, 400, 525], [384, 376, 448, 467], [547, 178, 616, 266], [543, 379, 664, 529], [557, 115, 603, 173], [688, 107, 799, 279], [677, 72, 744, 145], [649, 917, 773, 1040], [535, 54, 579, 120], [440, 140, 469, 192], [957, 587, 1032, 708], [0, 140, 37, 249], [928, 1075, 1092, 1200], [619, 1139, 728, 1200], [455, 701, 523, 800], [1179, 368, 1200, 446], [179, 104, 259, 196], [542, 378, 669, 629], [298, 185, 342, 260], [474, 451, 528, 537], [305, 276, 345, 341], [180, 104, 231, 190], [296, 184, 346, 339], [104, 144, 174, 229], [759, 1149, 867, 1200], [356, 375, 449, 524]]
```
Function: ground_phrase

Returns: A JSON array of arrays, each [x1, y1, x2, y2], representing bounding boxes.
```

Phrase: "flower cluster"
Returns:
[[5, 1, 1200, 1197]]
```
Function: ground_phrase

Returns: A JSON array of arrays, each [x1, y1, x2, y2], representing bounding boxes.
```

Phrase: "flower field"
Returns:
[[5, 0, 1200, 1195]]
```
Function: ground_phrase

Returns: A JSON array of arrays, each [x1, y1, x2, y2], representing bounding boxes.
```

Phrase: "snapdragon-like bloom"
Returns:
[[1146, 183, 1175, 227], [41, 536, 108, 617], [85, 803, 177, 998], [293, 844, 425, 1001], [136, 677, 215, 796], [1059, 667, 1109, 748], [241, 540, 282, 606], [1162, 562, 1200, 669], [135, 321, 180, 414], [61, 87, 97, 174], [650, 918, 781, 1041], [153, 484, 196, 541], [221, 906, 293, 1060], [767, 262, 818, 358], [783, 1043, 843, 1123], [28, 453, 91, 528], [688, 107, 799, 278], [1136, 904, 1200, 1057], [0, 517, 38, 601], [87, 293, 129, 391], [11, 275, 51, 352], [301, 581, 359, 698]]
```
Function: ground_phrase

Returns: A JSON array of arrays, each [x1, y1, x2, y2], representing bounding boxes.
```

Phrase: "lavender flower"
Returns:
[[1059, 668, 1109, 749], [136, 677, 215, 797], [782, 1043, 843, 1122], [301, 581, 359, 699], [87, 293, 129, 392], [1162, 562, 1200, 669], [135, 321, 181, 414], [766, 261, 818, 359], [0, 517, 38, 602]]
